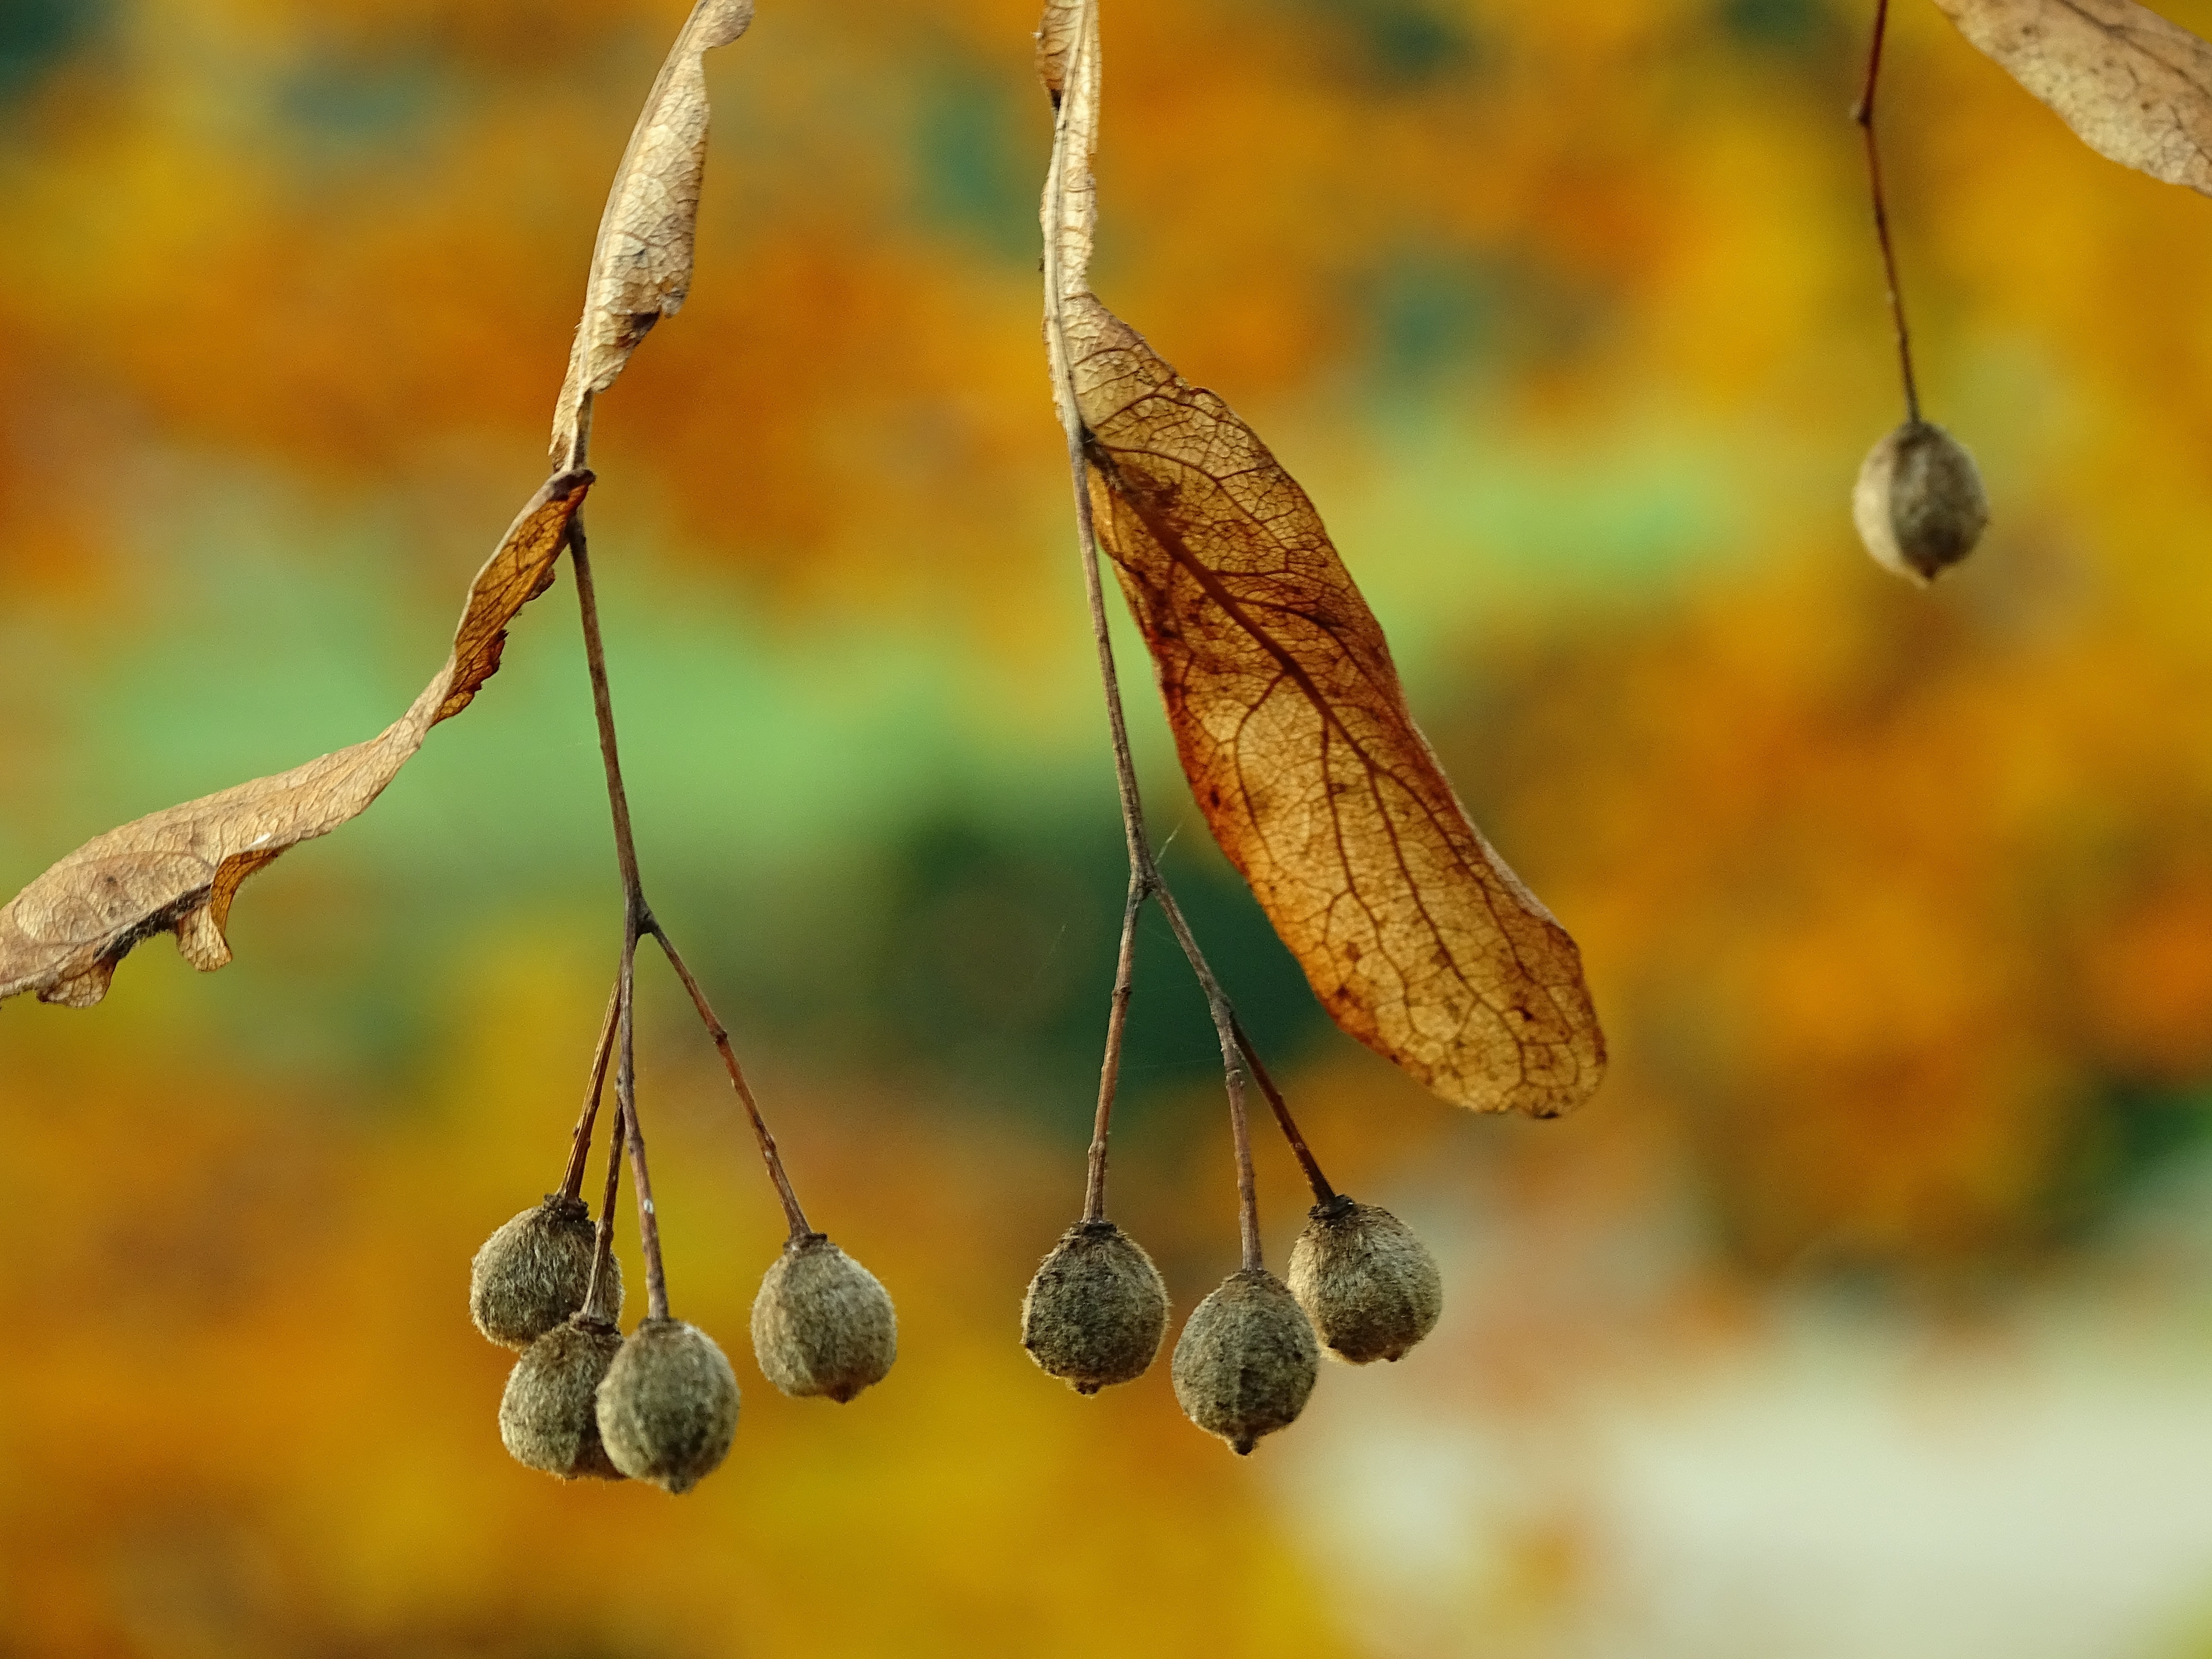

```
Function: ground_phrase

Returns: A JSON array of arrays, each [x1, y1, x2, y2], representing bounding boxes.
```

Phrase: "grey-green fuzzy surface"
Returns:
[[596, 1318, 739, 1494], [470, 1196, 618, 1348], [499, 1316, 626, 1480], [1021, 1220, 1168, 1393], [1287, 1198, 1441, 1365], [1170, 1269, 1318, 1455], [1852, 419, 1989, 584], [751, 1234, 897, 1403]]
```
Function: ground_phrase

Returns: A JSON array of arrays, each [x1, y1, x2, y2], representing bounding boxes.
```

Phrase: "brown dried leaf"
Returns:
[[1066, 294, 1604, 1116], [0, 473, 592, 1009], [550, 0, 756, 466], [1934, 0, 2212, 194], [1035, 0, 1599, 1114]]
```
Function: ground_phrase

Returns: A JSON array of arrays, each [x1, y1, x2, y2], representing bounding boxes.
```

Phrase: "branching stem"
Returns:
[[568, 511, 815, 1301], [1855, 0, 1921, 424]]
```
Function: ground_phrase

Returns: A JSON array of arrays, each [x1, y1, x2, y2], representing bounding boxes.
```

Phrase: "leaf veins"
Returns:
[[1935, 0, 2212, 195], [1039, 0, 1604, 1115], [1068, 300, 1603, 1115]]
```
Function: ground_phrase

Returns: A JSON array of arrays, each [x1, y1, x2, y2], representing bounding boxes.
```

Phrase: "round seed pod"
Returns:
[[752, 1234, 897, 1403], [1852, 419, 1989, 585], [595, 1318, 740, 1495], [1170, 1269, 1318, 1456], [1021, 1220, 1169, 1394], [470, 1195, 619, 1348], [498, 1315, 626, 1481], [1287, 1196, 1442, 1365]]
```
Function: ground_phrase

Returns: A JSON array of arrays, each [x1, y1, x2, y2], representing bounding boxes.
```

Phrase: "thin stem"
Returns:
[[1039, 0, 1260, 1267], [1854, 0, 1921, 424], [558, 977, 622, 1202], [1231, 1014, 1337, 1208], [1152, 885, 1261, 1272], [614, 927, 671, 1322], [569, 514, 650, 917], [651, 926, 812, 1242], [1080, 873, 1147, 1224], [581, 1028, 628, 1324], [1039, 0, 1156, 1229], [569, 511, 815, 1264]]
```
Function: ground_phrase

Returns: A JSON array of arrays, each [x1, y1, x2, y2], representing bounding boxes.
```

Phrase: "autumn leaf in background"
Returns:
[[1041, 0, 1604, 1118]]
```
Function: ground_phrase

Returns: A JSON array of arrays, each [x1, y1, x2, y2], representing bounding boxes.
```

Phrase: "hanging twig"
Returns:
[[1855, 0, 1922, 423], [568, 512, 815, 1293], [1040, 0, 1270, 1269]]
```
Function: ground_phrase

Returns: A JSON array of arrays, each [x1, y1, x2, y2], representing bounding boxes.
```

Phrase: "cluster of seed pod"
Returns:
[[468, 1019, 898, 1494], [1021, 1072, 1444, 1457], [469, 1187, 743, 1493]]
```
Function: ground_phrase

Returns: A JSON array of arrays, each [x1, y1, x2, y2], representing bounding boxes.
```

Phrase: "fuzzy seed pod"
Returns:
[[1021, 1220, 1169, 1394], [1171, 1269, 1318, 1455], [1852, 419, 1990, 585], [1287, 1197, 1442, 1365], [470, 1195, 619, 1348], [595, 1318, 740, 1495], [752, 1234, 897, 1403], [498, 1315, 626, 1481]]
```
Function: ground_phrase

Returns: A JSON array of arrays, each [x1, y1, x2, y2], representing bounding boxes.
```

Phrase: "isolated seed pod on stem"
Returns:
[[1171, 1269, 1318, 1455], [596, 1317, 740, 1494], [1852, 419, 1989, 584], [1287, 1196, 1441, 1365], [1022, 1220, 1169, 1393], [499, 1315, 626, 1481], [751, 1234, 897, 1403], [470, 1195, 618, 1348]]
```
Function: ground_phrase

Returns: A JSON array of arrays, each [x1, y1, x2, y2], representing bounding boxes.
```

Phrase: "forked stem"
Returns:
[[1855, 0, 1921, 424], [569, 512, 815, 1290]]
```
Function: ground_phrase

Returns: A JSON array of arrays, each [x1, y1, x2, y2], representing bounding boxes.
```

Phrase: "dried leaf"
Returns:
[[550, 0, 757, 467], [0, 473, 592, 1009], [1934, 0, 2212, 194], [1036, 0, 1084, 107], [1035, 0, 1600, 1114], [1065, 298, 1603, 1115]]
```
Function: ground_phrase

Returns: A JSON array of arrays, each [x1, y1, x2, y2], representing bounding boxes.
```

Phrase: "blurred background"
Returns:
[[7, 0, 2212, 1652]]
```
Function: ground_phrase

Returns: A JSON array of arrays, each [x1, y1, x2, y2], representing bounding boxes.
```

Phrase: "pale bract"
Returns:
[[550, 0, 757, 468], [1935, 0, 2212, 195]]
